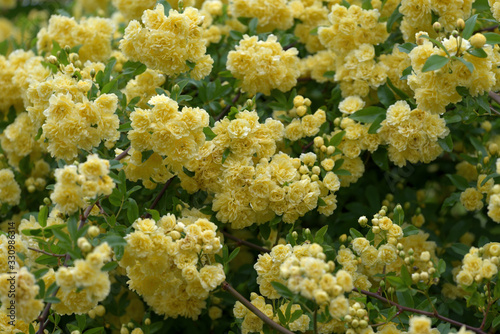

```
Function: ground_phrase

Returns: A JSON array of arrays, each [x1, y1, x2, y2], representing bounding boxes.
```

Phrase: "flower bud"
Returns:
[[470, 33, 487, 49], [88, 225, 100, 238], [296, 105, 307, 117], [433, 22, 442, 33], [145, 318, 151, 326], [457, 19, 465, 31]]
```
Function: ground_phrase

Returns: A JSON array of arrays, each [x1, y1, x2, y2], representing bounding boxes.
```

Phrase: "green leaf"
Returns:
[[403, 225, 420, 236], [185, 60, 196, 70], [127, 198, 139, 225], [183, 167, 195, 177], [248, 18, 258, 35], [446, 174, 469, 190], [101, 261, 118, 272], [349, 228, 363, 239], [386, 276, 407, 291], [276, 307, 287, 325], [397, 42, 417, 54], [386, 4, 403, 32], [284, 299, 293, 321], [350, 107, 386, 123], [0, 40, 8, 56], [44, 296, 61, 304], [372, 147, 389, 171], [222, 148, 230, 164], [83, 327, 105, 334], [437, 259, 446, 275], [368, 114, 385, 134], [438, 133, 453, 152], [470, 136, 488, 157], [271, 281, 294, 299], [323, 71, 335, 79], [314, 226, 328, 244], [227, 247, 240, 263], [467, 47, 488, 58], [442, 192, 461, 209], [454, 56, 474, 73], [462, 14, 478, 39], [451, 243, 470, 256], [396, 290, 414, 307], [289, 309, 303, 323], [480, 173, 499, 186], [203, 127, 217, 140], [422, 55, 449, 72], [484, 32, 500, 45], [377, 84, 396, 107], [38, 206, 49, 228], [329, 131, 345, 147], [76, 314, 86, 331], [145, 209, 161, 221], [400, 265, 412, 286]]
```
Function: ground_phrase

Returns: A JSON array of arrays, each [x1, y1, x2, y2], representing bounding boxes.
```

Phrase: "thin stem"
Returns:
[[142, 176, 176, 218], [489, 91, 500, 105], [215, 89, 241, 121], [302, 140, 314, 153], [115, 146, 131, 160], [476, 25, 499, 33], [222, 231, 270, 253], [28, 247, 66, 257], [313, 307, 318, 334], [480, 283, 492, 330], [221, 281, 295, 334], [354, 288, 487, 334]]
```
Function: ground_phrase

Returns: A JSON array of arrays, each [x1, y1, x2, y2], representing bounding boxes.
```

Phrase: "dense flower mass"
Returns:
[[226, 34, 300, 96], [1, 0, 500, 333], [120, 4, 213, 80]]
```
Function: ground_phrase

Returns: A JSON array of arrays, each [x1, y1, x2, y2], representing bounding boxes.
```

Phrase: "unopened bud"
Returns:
[[433, 22, 442, 33], [470, 33, 486, 49], [457, 18, 465, 31]]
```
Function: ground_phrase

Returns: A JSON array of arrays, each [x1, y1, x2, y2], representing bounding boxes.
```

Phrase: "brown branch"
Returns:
[[354, 288, 487, 334], [215, 89, 241, 121], [28, 247, 66, 257], [302, 140, 314, 153], [115, 146, 131, 160], [222, 281, 295, 334], [475, 25, 498, 33], [142, 176, 176, 218], [222, 230, 270, 253], [488, 91, 500, 106]]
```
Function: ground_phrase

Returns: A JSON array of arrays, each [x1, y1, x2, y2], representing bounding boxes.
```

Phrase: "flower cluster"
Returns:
[[379, 100, 449, 167], [0, 267, 43, 322], [128, 94, 209, 174], [291, 0, 329, 53], [119, 148, 174, 189], [455, 242, 499, 286], [111, 0, 157, 20], [226, 34, 300, 96], [408, 35, 497, 114], [50, 242, 113, 314], [120, 4, 213, 80], [0, 168, 21, 206], [284, 107, 327, 141], [230, 0, 294, 33], [233, 293, 309, 334], [118, 214, 225, 320], [124, 69, 165, 108], [37, 15, 114, 62], [51, 154, 115, 214]]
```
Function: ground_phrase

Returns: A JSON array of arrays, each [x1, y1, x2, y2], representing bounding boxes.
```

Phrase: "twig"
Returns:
[[488, 91, 500, 106], [354, 288, 487, 334], [28, 247, 66, 257], [302, 140, 314, 153], [115, 146, 131, 160], [283, 41, 298, 51], [476, 25, 498, 33], [222, 231, 270, 253], [142, 176, 176, 218], [215, 90, 241, 121], [490, 106, 500, 116], [221, 281, 295, 334]]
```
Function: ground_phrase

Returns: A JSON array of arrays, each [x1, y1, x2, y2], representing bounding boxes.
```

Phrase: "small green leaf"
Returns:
[[386, 4, 403, 32], [222, 148, 230, 163], [446, 174, 469, 190], [386, 276, 407, 291], [397, 42, 417, 54], [350, 107, 386, 123], [271, 281, 294, 299], [127, 198, 139, 225], [289, 309, 303, 323], [484, 32, 500, 45], [462, 14, 478, 39], [400, 265, 412, 286], [203, 127, 217, 140], [276, 307, 287, 325], [467, 47, 488, 58], [101, 261, 118, 272], [372, 147, 389, 171], [314, 226, 328, 244], [451, 243, 470, 256], [227, 247, 240, 263], [454, 56, 474, 73], [38, 206, 49, 228], [186, 60, 196, 70], [183, 167, 195, 177], [422, 55, 449, 72], [329, 131, 345, 147], [368, 114, 385, 134], [248, 18, 258, 35], [438, 133, 453, 152], [437, 259, 446, 275], [403, 225, 420, 236], [145, 209, 161, 221], [349, 228, 363, 239], [44, 296, 61, 304]]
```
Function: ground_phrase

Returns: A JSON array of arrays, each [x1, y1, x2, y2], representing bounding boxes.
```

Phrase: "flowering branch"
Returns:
[[222, 230, 270, 253], [354, 288, 487, 334], [37, 203, 95, 334], [221, 281, 295, 334], [215, 89, 241, 121]]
